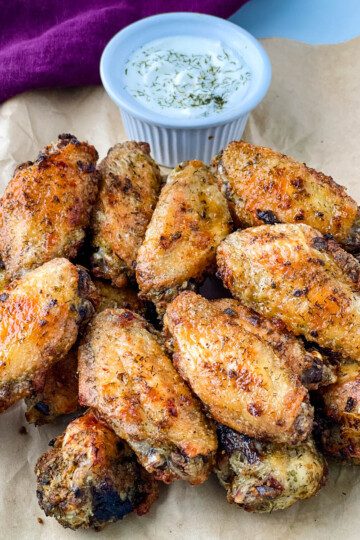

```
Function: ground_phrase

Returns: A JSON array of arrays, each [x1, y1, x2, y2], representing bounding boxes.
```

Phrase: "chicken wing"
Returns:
[[213, 141, 360, 249], [94, 278, 145, 315], [35, 409, 158, 530], [216, 424, 327, 512], [90, 141, 162, 287], [0, 258, 97, 413], [317, 362, 360, 463], [78, 308, 217, 484], [164, 292, 313, 444], [0, 134, 99, 280], [136, 160, 232, 316], [217, 223, 360, 361]]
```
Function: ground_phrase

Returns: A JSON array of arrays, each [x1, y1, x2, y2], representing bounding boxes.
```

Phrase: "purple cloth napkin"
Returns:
[[0, 1, 247, 103]]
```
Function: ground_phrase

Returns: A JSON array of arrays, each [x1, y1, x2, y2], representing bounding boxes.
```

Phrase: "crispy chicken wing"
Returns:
[[216, 424, 327, 512], [217, 223, 360, 361], [318, 362, 360, 463], [213, 141, 360, 249], [35, 409, 158, 530], [78, 308, 217, 484], [164, 292, 313, 444], [0, 134, 99, 280], [25, 279, 144, 425], [90, 141, 162, 287], [0, 258, 97, 413], [136, 160, 232, 316]]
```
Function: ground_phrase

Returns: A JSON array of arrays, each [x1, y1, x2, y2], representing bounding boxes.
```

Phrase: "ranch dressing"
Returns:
[[124, 36, 251, 118]]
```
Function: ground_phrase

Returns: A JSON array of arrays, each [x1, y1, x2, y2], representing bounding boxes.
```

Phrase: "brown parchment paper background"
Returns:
[[1, 36, 360, 540]]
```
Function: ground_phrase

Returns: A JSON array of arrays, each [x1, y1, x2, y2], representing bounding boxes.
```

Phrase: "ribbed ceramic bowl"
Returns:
[[100, 12, 271, 167]]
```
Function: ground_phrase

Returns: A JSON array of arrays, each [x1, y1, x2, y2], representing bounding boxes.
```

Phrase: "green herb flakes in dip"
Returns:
[[124, 36, 251, 118]]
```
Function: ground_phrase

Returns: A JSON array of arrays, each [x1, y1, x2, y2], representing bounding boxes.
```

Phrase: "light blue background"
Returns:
[[231, 0, 360, 44]]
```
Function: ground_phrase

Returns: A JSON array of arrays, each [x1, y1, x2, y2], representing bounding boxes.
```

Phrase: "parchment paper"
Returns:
[[1, 36, 360, 540]]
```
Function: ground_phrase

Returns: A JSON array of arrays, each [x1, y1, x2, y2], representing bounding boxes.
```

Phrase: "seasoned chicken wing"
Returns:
[[90, 141, 162, 287], [0, 258, 97, 413], [94, 278, 145, 315], [213, 141, 360, 249], [217, 223, 360, 361], [35, 409, 158, 530], [136, 160, 232, 316], [0, 134, 99, 280], [216, 424, 327, 512], [318, 362, 360, 463], [164, 292, 313, 444], [78, 308, 217, 484]]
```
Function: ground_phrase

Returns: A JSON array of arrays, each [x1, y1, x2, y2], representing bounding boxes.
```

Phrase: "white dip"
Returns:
[[124, 36, 251, 118]]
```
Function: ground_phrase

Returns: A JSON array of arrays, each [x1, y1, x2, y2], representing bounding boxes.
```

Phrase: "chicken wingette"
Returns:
[[78, 308, 217, 484], [213, 141, 360, 249], [217, 223, 360, 361], [318, 362, 360, 463], [215, 424, 327, 512], [35, 409, 158, 530], [0, 258, 97, 413], [25, 279, 144, 425], [0, 134, 99, 280], [164, 292, 314, 444], [136, 160, 232, 316], [90, 141, 162, 287]]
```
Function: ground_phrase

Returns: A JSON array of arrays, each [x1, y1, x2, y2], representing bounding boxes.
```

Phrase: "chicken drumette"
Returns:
[[78, 308, 217, 484], [90, 141, 162, 287], [0, 134, 99, 280], [217, 223, 360, 361], [0, 258, 97, 413], [213, 141, 360, 249], [35, 409, 158, 530], [136, 160, 232, 316]]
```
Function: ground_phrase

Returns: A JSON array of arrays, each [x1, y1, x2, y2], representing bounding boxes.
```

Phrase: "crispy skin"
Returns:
[[90, 141, 162, 287], [35, 409, 158, 530], [319, 362, 360, 463], [216, 424, 327, 512], [25, 346, 79, 426], [164, 292, 313, 444], [78, 308, 217, 484], [213, 141, 360, 248], [136, 161, 232, 316], [0, 134, 99, 280], [0, 258, 97, 413], [217, 223, 360, 361], [94, 279, 145, 315]]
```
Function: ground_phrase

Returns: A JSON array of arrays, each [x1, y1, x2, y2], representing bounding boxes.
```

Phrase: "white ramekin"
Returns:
[[100, 13, 271, 167]]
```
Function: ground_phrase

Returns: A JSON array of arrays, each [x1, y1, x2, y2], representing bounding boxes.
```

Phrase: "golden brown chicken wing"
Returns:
[[78, 308, 217, 484], [164, 292, 313, 444], [217, 223, 360, 361], [24, 279, 145, 426], [216, 424, 327, 512], [25, 346, 79, 426], [318, 362, 360, 463], [0, 134, 99, 280], [136, 160, 232, 316], [0, 258, 97, 413], [35, 409, 158, 530], [213, 141, 360, 249], [90, 141, 162, 287]]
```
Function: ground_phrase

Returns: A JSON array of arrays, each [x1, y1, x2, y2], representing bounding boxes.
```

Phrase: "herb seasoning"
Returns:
[[124, 36, 251, 118]]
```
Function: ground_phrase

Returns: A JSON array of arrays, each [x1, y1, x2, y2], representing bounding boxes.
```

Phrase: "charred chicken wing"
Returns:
[[164, 292, 313, 444], [35, 409, 158, 530], [136, 160, 232, 316], [78, 308, 217, 484], [90, 141, 162, 287], [217, 223, 360, 361], [216, 424, 327, 512], [213, 141, 360, 249], [0, 258, 97, 413], [0, 134, 99, 280]]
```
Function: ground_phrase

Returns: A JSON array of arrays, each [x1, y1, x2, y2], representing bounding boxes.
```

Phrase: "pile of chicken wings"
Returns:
[[1, 133, 359, 530]]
